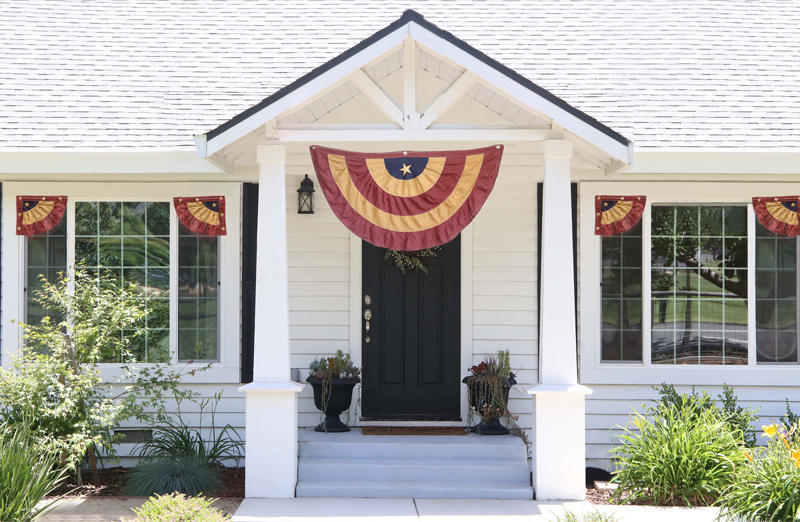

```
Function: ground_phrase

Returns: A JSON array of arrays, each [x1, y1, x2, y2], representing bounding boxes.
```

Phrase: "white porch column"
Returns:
[[528, 140, 592, 501], [239, 144, 304, 498]]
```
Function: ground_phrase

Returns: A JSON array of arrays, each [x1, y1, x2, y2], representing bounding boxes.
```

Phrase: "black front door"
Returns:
[[361, 237, 461, 420]]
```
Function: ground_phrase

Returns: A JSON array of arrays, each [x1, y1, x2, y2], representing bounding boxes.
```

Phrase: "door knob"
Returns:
[[364, 309, 372, 320]]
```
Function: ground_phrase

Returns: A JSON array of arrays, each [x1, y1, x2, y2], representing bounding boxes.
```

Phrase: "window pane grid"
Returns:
[[601, 221, 642, 362], [26, 217, 68, 327], [755, 222, 799, 364], [75, 201, 170, 363], [178, 226, 218, 362], [650, 206, 748, 365]]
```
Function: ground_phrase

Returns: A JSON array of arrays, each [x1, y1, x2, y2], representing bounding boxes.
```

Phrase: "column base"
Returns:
[[527, 384, 592, 501], [239, 382, 305, 498]]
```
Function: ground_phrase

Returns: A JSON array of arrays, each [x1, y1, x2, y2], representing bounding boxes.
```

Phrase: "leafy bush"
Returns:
[[654, 383, 759, 447], [0, 424, 67, 522], [132, 493, 230, 522], [720, 424, 800, 521], [0, 269, 211, 485], [612, 396, 745, 506], [125, 457, 223, 497]]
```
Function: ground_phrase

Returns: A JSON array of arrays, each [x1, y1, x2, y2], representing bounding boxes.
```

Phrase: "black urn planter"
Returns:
[[306, 376, 360, 432], [463, 376, 517, 435]]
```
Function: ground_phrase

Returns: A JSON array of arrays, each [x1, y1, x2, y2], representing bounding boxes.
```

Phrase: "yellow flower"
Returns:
[[762, 424, 779, 438], [784, 437, 792, 450], [791, 450, 800, 468]]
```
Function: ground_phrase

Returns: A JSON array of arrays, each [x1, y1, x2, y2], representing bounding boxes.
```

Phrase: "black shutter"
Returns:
[[536, 182, 578, 329], [240, 183, 258, 383]]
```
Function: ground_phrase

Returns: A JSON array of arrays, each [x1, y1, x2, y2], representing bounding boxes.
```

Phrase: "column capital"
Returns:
[[543, 140, 574, 160], [257, 143, 287, 163]]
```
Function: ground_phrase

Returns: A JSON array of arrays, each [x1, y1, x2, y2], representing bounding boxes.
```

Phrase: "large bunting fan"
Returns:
[[753, 196, 800, 236], [595, 195, 646, 236], [16, 196, 67, 236], [309, 145, 504, 251]]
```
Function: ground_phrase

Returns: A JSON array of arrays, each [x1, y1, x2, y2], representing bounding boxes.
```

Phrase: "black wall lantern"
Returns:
[[297, 174, 315, 214]]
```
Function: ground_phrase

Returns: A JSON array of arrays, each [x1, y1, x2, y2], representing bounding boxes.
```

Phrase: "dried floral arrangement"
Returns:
[[384, 247, 441, 274]]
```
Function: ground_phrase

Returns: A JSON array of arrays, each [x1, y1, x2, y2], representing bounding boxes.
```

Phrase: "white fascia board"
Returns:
[[0, 151, 227, 175], [408, 23, 631, 165], [204, 25, 411, 157], [629, 150, 800, 175]]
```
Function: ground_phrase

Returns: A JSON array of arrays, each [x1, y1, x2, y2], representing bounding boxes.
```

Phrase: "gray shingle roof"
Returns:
[[2, 0, 799, 151]]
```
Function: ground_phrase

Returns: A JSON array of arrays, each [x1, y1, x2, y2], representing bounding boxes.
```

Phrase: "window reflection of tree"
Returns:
[[651, 206, 748, 365]]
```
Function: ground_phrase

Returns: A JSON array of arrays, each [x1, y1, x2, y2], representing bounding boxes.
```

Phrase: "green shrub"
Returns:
[[654, 383, 759, 447], [0, 424, 67, 522], [125, 457, 223, 497], [133, 493, 230, 522], [612, 396, 746, 506], [720, 424, 800, 521]]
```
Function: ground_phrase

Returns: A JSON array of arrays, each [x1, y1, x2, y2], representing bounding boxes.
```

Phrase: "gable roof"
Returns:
[[204, 10, 630, 152], [2, 1, 799, 151]]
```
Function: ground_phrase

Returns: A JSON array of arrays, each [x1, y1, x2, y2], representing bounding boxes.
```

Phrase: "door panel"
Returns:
[[361, 237, 461, 420]]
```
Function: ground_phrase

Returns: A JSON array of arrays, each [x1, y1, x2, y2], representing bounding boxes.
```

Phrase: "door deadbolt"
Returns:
[[364, 295, 371, 305]]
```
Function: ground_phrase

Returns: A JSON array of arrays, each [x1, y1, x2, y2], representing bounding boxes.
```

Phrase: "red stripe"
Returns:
[[345, 155, 465, 216]]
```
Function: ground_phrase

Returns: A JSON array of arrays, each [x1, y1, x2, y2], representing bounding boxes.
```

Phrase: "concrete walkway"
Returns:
[[40, 497, 241, 521], [232, 498, 722, 522]]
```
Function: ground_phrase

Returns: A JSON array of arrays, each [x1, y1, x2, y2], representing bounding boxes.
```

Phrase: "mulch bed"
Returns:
[[361, 426, 466, 435], [586, 488, 615, 505], [49, 466, 245, 499]]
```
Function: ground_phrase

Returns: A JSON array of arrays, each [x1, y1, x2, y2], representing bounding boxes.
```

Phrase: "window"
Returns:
[[650, 206, 748, 365], [601, 221, 642, 361], [26, 216, 67, 327], [178, 226, 219, 361], [75, 202, 171, 363], [25, 199, 220, 364], [755, 221, 799, 364]]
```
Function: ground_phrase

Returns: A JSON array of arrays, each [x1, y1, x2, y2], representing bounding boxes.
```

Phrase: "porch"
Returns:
[[194, 10, 632, 500]]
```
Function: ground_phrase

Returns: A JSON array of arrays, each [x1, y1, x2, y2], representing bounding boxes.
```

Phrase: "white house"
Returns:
[[2, 1, 800, 502]]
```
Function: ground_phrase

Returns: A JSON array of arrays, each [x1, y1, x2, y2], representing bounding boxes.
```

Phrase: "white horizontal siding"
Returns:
[[286, 156, 352, 426], [471, 154, 541, 442]]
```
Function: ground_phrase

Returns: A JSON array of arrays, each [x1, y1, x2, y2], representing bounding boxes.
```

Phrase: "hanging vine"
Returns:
[[384, 247, 441, 274]]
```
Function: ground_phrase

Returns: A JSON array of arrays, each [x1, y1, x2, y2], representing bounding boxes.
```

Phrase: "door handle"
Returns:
[[364, 308, 372, 343]]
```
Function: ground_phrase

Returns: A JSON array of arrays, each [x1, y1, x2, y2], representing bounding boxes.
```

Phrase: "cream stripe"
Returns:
[[21, 200, 55, 225], [328, 153, 484, 233]]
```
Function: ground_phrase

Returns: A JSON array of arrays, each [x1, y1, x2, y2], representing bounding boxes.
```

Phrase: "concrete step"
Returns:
[[298, 458, 531, 484], [295, 480, 534, 499], [296, 428, 533, 499], [299, 430, 528, 461]]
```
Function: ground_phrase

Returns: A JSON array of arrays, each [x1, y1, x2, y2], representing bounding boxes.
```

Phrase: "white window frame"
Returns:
[[580, 181, 800, 387], [1, 182, 241, 384]]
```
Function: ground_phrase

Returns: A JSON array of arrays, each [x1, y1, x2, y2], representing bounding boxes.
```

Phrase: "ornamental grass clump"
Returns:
[[720, 423, 800, 522], [612, 396, 745, 506], [0, 423, 68, 522], [126, 392, 242, 497]]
